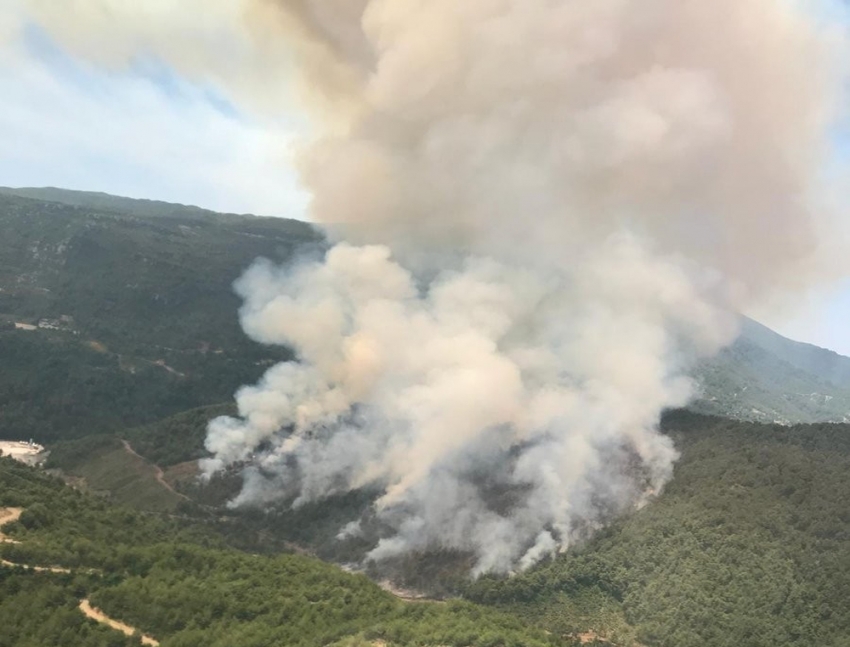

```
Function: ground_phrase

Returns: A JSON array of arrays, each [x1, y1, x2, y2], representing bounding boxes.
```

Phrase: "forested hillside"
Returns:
[[0, 191, 319, 353], [0, 458, 563, 647], [40, 410, 850, 646], [2, 188, 848, 442], [0, 332, 261, 443], [2, 190, 850, 647], [693, 318, 850, 424], [0, 191, 318, 442], [463, 412, 850, 647]]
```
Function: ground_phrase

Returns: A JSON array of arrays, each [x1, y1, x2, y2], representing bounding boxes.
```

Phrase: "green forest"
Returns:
[[0, 459, 562, 647], [0, 191, 310, 442], [2, 190, 850, 647], [464, 413, 850, 647]]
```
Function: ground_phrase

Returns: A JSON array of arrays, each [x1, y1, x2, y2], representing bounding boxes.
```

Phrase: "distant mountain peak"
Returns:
[[691, 315, 850, 424]]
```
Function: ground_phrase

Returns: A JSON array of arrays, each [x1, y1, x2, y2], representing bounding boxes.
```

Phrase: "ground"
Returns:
[[79, 599, 159, 646], [0, 441, 46, 466]]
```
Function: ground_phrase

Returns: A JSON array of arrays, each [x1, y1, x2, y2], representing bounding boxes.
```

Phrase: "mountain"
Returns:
[[692, 317, 850, 424], [3, 187, 847, 430], [0, 185, 274, 222], [0, 190, 322, 443], [3, 186, 849, 436], [0, 187, 319, 350], [737, 317, 850, 388], [1, 187, 848, 440], [2, 189, 850, 647]]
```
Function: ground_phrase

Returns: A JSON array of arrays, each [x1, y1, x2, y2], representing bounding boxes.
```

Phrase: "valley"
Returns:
[[1, 190, 849, 646]]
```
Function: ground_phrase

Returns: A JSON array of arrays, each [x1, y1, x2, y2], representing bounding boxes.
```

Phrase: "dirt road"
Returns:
[[2, 506, 71, 571], [0, 558, 71, 573], [0, 507, 22, 543], [2, 508, 156, 643], [79, 599, 159, 646], [121, 440, 191, 502]]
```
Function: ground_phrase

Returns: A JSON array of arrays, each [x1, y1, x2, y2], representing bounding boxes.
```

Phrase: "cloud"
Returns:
[[0, 5, 308, 216]]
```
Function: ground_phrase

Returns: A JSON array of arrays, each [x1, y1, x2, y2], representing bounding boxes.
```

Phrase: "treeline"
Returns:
[[124, 404, 236, 468]]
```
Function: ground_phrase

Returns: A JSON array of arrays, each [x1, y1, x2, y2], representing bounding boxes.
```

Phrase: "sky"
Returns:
[[0, 11, 309, 217], [0, 2, 848, 356]]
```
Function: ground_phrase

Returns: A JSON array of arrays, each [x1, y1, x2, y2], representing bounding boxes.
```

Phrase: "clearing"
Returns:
[[0, 507, 22, 543], [121, 440, 191, 502], [0, 440, 46, 465]]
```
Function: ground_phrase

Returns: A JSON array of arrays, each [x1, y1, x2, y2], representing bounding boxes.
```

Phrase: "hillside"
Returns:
[[463, 412, 850, 647], [0, 191, 320, 442], [2, 190, 850, 647], [0, 190, 320, 354], [0, 458, 561, 647], [693, 318, 850, 423], [2, 188, 848, 434], [47, 411, 850, 647]]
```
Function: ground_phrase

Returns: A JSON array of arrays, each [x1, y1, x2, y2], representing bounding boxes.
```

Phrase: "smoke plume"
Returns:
[[15, 0, 846, 573], [201, 0, 842, 573]]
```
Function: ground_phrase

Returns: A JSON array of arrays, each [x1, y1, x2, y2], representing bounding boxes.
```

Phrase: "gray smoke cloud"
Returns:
[[204, 238, 735, 572], [14, 0, 846, 573], [199, 0, 844, 573]]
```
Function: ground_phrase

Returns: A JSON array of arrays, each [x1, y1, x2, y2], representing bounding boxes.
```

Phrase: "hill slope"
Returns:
[[693, 318, 850, 423], [2, 190, 850, 647], [463, 412, 850, 647], [2, 188, 848, 431], [0, 191, 319, 442], [0, 190, 319, 353], [0, 458, 563, 647], [0, 185, 285, 224]]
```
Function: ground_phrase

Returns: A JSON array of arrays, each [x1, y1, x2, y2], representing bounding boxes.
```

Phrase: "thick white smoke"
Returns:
[[200, 0, 842, 573], [204, 238, 734, 572], [14, 0, 845, 572]]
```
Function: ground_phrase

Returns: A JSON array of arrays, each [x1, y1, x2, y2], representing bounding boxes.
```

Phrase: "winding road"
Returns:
[[79, 599, 159, 646], [1, 507, 157, 644]]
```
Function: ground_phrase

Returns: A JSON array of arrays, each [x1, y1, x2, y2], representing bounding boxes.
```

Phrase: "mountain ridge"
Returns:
[[1, 186, 847, 427], [692, 316, 850, 424], [0, 185, 283, 222], [2, 188, 849, 647]]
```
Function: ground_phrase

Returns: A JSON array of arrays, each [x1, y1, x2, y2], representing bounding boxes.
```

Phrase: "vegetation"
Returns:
[[0, 330, 264, 443], [124, 404, 235, 468], [0, 192, 318, 351], [0, 458, 563, 647], [0, 190, 317, 443], [464, 412, 850, 647], [692, 318, 850, 424], [0, 573, 140, 647], [46, 435, 187, 513], [16, 412, 850, 647], [43, 405, 238, 512], [3, 190, 850, 647]]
